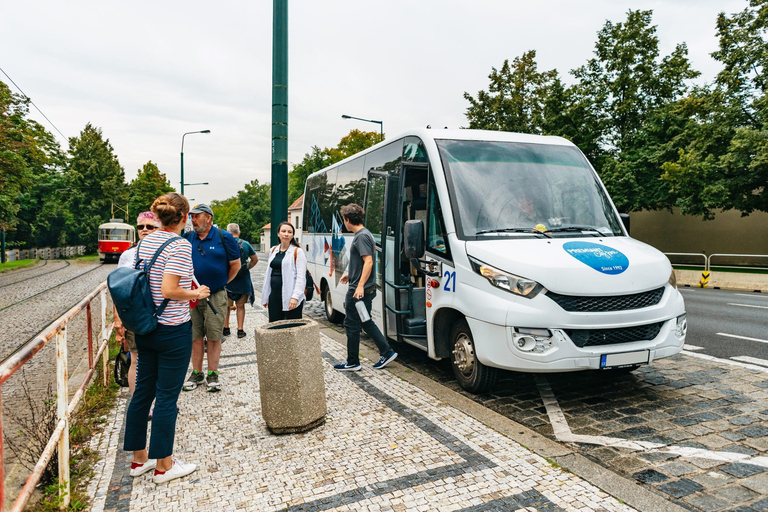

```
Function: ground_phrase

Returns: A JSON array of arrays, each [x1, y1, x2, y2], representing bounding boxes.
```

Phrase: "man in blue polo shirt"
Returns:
[[183, 204, 241, 392]]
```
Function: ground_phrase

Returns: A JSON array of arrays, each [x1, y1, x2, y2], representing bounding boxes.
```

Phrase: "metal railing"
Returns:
[[0, 282, 112, 511], [663, 253, 708, 269], [708, 253, 768, 272]]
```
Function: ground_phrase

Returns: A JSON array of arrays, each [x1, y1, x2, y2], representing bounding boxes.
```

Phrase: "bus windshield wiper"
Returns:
[[547, 226, 605, 236], [476, 227, 552, 238]]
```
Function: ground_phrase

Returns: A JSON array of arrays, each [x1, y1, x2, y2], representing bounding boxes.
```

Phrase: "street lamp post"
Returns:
[[341, 114, 383, 142], [180, 130, 211, 196]]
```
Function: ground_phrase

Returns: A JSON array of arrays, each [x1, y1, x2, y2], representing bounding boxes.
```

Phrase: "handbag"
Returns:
[[114, 346, 131, 387]]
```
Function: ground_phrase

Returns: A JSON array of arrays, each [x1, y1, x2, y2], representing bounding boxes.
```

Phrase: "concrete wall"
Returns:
[[629, 209, 768, 266]]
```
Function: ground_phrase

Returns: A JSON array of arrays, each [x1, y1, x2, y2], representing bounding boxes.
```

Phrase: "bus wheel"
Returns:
[[451, 319, 498, 394], [324, 287, 344, 324]]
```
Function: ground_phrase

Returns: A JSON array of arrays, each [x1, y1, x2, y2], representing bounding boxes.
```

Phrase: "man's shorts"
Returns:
[[191, 289, 228, 341], [228, 294, 248, 307], [125, 330, 136, 351]]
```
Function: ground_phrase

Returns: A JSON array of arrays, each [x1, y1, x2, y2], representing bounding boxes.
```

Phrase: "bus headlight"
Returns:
[[675, 313, 687, 340], [469, 257, 543, 298]]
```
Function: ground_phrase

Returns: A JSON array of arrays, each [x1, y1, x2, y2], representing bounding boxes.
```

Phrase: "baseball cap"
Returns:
[[190, 203, 213, 216]]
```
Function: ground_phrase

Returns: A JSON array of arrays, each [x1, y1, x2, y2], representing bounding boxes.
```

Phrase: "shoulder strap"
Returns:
[[294, 247, 297, 264], [217, 227, 225, 245]]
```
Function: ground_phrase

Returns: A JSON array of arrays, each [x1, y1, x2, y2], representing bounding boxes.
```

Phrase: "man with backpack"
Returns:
[[223, 223, 258, 339], [182, 204, 241, 393]]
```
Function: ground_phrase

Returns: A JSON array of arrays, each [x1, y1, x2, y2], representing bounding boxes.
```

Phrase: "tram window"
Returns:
[[100, 228, 130, 240]]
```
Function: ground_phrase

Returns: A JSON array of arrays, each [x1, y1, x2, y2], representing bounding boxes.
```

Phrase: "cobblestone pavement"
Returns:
[[87, 304, 636, 512]]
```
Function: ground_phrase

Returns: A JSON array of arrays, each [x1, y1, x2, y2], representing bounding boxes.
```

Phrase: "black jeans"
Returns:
[[344, 287, 393, 366], [124, 321, 192, 459]]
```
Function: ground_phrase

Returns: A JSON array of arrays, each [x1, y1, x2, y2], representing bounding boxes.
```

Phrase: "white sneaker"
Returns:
[[129, 459, 157, 477], [153, 458, 197, 484]]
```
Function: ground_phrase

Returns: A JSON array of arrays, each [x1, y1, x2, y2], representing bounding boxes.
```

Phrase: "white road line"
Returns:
[[717, 332, 768, 345], [731, 356, 768, 367], [682, 350, 768, 373], [534, 375, 768, 468], [735, 293, 767, 298], [727, 302, 768, 310], [682, 344, 704, 351]]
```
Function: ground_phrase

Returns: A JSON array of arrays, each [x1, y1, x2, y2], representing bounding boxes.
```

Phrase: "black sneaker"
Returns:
[[223, 327, 231, 336], [372, 351, 398, 370], [207, 371, 221, 392], [183, 370, 205, 391], [237, 329, 246, 339]]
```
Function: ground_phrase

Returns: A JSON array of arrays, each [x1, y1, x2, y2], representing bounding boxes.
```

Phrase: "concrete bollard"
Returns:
[[254, 318, 326, 434]]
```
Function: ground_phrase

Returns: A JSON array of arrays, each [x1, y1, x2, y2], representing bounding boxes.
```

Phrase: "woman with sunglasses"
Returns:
[[115, 211, 162, 394]]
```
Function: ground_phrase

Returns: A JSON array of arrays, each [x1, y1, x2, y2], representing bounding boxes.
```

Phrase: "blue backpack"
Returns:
[[107, 236, 180, 335]]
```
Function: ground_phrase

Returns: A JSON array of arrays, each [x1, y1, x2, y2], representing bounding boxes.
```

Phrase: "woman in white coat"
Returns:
[[262, 222, 307, 322]]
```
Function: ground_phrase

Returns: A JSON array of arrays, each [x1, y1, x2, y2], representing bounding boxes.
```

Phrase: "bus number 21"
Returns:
[[443, 271, 456, 292]]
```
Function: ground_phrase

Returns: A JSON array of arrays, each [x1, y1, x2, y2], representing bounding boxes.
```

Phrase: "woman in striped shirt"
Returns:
[[124, 192, 211, 484]]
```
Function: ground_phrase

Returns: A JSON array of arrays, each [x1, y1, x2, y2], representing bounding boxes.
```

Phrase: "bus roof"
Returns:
[[306, 128, 574, 181]]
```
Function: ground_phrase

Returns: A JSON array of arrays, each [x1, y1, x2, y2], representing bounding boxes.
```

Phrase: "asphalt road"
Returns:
[[680, 286, 768, 366]]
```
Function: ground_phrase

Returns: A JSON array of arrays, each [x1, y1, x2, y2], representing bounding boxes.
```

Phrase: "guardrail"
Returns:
[[0, 282, 112, 511], [663, 253, 708, 269], [2, 246, 86, 262], [708, 253, 768, 272]]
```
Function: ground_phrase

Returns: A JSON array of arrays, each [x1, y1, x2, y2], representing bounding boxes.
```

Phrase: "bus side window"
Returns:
[[427, 173, 450, 259]]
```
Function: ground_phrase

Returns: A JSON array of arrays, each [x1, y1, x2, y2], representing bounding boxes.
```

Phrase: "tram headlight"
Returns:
[[469, 257, 543, 298]]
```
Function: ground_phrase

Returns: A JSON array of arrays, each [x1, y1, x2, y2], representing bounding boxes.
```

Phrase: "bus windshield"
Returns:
[[436, 139, 623, 239]]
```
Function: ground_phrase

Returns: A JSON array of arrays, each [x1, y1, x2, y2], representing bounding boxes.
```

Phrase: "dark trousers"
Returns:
[[344, 287, 393, 366], [124, 321, 192, 459], [268, 279, 304, 322]]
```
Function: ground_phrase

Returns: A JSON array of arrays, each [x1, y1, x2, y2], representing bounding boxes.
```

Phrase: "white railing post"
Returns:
[[101, 289, 109, 386], [55, 327, 70, 508]]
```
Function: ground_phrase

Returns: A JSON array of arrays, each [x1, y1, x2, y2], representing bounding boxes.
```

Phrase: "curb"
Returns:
[[318, 325, 686, 512]]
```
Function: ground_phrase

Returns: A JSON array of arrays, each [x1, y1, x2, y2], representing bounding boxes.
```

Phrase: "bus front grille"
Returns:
[[546, 287, 664, 312], [564, 322, 664, 348]]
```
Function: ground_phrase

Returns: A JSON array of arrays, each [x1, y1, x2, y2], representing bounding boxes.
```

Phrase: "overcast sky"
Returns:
[[1, 0, 747, 205]]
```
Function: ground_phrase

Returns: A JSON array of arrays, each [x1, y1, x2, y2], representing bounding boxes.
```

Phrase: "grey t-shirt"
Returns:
[[348, 227, 375, 290]]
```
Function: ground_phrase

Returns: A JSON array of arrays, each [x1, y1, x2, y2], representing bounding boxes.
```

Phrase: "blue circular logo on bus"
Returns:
[[563, 241, 629, 275]]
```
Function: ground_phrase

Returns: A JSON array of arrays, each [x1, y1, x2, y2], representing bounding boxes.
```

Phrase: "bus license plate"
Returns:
[[600, 350, 649, 369]]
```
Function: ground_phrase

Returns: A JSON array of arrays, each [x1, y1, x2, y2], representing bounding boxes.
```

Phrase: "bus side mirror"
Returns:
[[620, 213, 630, 235], [404, 220, 425, 259]]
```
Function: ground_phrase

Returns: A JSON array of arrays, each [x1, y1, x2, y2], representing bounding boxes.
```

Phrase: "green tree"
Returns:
[[464, 50, 558, 134], [662, 0, 768, 217], [63, 123, 127, 251], [211, 196, 241, 230], [127, 161, 174, 219], [234, 179, 271, 244]]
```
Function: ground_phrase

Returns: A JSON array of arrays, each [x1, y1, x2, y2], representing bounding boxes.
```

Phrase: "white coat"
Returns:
[[261, 245, 307, 311]]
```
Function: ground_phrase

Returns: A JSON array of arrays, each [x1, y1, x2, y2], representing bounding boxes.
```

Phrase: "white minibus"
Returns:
[[301, 129, 687, 393]]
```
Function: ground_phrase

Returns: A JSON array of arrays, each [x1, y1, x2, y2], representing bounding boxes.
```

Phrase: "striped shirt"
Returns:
[[136, 230, 193, 325]]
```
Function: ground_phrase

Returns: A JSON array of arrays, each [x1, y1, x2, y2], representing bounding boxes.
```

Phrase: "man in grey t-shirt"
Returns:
[[334, 203, 397, 371]]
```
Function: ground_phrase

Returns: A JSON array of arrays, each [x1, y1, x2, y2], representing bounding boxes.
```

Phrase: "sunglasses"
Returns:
[[197, 245, 206, 256], [137, 224, 158, 230]]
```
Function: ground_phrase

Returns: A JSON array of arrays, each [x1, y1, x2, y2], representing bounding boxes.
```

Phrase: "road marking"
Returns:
[[682, 344, 704, 351], [735, 293, 767, 298], [727, 302, 768, 309], [717, 332, 768, 345], [682, 350, 768, 374], [534, 375, 768, 468], [731, 356, 768, 367]]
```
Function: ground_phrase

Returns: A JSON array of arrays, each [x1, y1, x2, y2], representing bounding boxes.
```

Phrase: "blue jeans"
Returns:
[[344, 287, 393, 366], [124, 321, 192, 459]]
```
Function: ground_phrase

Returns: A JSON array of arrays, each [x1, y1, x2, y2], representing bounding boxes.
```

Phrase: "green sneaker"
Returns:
[[206, 371, 221, 392], [182, 370, 205, 391]]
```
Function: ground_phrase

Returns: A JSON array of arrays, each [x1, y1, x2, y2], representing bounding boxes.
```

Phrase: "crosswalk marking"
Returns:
[[731, 355, 768, 368]]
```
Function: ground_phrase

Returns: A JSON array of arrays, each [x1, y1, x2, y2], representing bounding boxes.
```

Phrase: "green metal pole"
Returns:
[[271, 0, 288, 247], [180, 151, 185, 196], [1, 229, 5, 264]]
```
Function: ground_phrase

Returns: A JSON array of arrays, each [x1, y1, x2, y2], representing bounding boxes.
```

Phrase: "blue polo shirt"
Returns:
[[185, 227, 240, 291]]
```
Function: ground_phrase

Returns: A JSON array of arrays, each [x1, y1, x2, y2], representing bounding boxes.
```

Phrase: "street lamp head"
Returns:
[[341, 115, 351, 119], [201, 130, 211, 134]]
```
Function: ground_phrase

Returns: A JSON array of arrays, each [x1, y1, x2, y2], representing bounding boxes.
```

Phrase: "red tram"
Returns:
[[98, 219, 136, 263]]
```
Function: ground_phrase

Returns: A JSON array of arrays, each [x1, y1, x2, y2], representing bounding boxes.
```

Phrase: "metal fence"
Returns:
[[0, 282, 112, 511], [665, 252, 768, 272], [2, 246, 86, 262]]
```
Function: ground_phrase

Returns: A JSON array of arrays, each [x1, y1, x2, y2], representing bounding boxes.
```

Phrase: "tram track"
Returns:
[[0, 262, 105, 314], [0, 260, 71, 290]]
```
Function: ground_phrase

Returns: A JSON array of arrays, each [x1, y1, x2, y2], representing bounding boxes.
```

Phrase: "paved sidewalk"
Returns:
[[86, 305, 637, 512]]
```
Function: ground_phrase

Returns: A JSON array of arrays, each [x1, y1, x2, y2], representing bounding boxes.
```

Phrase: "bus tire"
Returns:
[[324, 287, 344, 324], [450, 319, 498, 394]]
